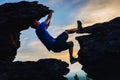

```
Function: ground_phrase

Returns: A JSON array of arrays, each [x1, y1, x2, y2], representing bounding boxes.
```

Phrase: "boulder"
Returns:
[[76, 17, 120, 80], [0, 58, 69, 80]]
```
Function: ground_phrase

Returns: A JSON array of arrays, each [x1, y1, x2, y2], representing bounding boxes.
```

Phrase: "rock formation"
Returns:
[[0, 1, 69, 80], [0, 58, 69, 80], [0, 1, 51, 61], [76, 17, 120, 80]]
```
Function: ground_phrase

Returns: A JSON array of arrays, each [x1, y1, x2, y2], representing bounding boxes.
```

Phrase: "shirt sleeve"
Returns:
[[36, 21, 47, 32], [39, 21, 47, 29]]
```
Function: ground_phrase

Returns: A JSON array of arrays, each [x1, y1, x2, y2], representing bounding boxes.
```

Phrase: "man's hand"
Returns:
[[33, 20, 40, 26], [50, 10, 54, 13]]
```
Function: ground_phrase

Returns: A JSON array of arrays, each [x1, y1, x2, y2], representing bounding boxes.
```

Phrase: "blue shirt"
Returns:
[[36, 21, 56, 51]]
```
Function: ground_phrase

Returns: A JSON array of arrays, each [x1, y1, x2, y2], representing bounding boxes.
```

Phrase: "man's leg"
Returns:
[[65, 28, 77, 34], [54, 31, 77, 64], [67, 41, 77, 64], [65, 20, 83, 34]]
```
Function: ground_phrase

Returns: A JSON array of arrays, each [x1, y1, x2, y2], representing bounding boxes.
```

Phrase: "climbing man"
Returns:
[[31, 10, 81, 64]]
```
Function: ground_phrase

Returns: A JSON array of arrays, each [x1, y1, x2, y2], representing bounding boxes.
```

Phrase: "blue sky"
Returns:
[[0, 0, 120, 79]]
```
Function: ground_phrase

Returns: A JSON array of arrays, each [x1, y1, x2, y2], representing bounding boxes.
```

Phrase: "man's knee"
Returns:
[[64, 30, 69, 34]]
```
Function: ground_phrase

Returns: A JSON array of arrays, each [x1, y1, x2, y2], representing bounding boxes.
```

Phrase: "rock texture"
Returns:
[[0, 1, 51, 61], [76, 17, 120, 80], [0, 58, 69, 80]]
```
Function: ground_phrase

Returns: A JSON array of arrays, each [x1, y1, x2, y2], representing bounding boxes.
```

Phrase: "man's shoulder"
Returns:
[[40, 21, 47, 27], [36, 21, 47, 30]]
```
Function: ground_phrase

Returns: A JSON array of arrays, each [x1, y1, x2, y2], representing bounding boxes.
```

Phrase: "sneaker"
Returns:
[[77, 20, 82, 29], [70, 57, 78, 64], [76, 20, 84, 33]]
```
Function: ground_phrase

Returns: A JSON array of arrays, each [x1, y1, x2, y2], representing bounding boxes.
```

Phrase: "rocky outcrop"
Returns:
[[76, 17, 120, 80], [0, 58, 69, 80], [0, 1, 51, 61], [0, 1, 50, 30], [0, 1, 70, 80]]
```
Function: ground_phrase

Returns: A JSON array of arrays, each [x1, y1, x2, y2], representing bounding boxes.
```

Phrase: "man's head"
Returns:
[[31, 20, 40, 29]]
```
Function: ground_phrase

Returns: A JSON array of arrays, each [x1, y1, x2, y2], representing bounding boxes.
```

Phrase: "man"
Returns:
[[31, 10, 80, 64]]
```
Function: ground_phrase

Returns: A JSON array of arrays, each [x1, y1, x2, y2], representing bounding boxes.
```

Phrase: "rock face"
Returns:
[[76, 17, 120, 80], [0, 2, 69, 80], [0, 1, 51, 61], [0, 58, 69, 80]]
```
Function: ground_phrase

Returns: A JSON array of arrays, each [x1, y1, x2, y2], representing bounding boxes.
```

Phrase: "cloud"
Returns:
[[15, 26, 78, 62], [16, 40, 48, 61], [15, 25, 80, 63], [76, 0, 120, 26], [42, 0, 86, 13], [16, 40, 75, 62], [44, 0, 61, 5]]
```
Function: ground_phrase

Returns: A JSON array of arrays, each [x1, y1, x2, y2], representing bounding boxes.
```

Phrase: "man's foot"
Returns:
[[70, 57, 78, 64], [76, 20, 84, 33]]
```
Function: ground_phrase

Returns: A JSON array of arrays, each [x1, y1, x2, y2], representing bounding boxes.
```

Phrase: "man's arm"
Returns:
[[45, 10, 54, 29], [32, 10, 54, 29]]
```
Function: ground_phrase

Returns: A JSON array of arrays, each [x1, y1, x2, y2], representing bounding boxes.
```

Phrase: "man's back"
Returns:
[[36, 21, 56, 51]]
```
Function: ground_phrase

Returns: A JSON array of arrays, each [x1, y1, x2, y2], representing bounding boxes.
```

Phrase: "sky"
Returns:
[[0, 0, 120, 79]]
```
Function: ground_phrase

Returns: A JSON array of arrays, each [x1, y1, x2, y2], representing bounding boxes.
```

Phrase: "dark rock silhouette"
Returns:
[[0, 1, 51, 62], [0, 58, 69, 80], [1, 1, 120, 80], [76, 17, 120, 80], [0, 1, 69, 80]]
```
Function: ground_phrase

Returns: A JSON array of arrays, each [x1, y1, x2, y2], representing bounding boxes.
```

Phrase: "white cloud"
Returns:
[[15, 25, 80, 63], [45, 0, 61, 5], [76, 0, 120, 26], [16, 40, 49, 61]]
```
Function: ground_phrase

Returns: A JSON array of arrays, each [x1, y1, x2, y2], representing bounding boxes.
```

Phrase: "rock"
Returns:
[[0, 2, 70, 80], [0, 1, 51, 61], [76, 17, 120, 80], [0, 58, 69, 80], [0, 1, 51, 31]]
